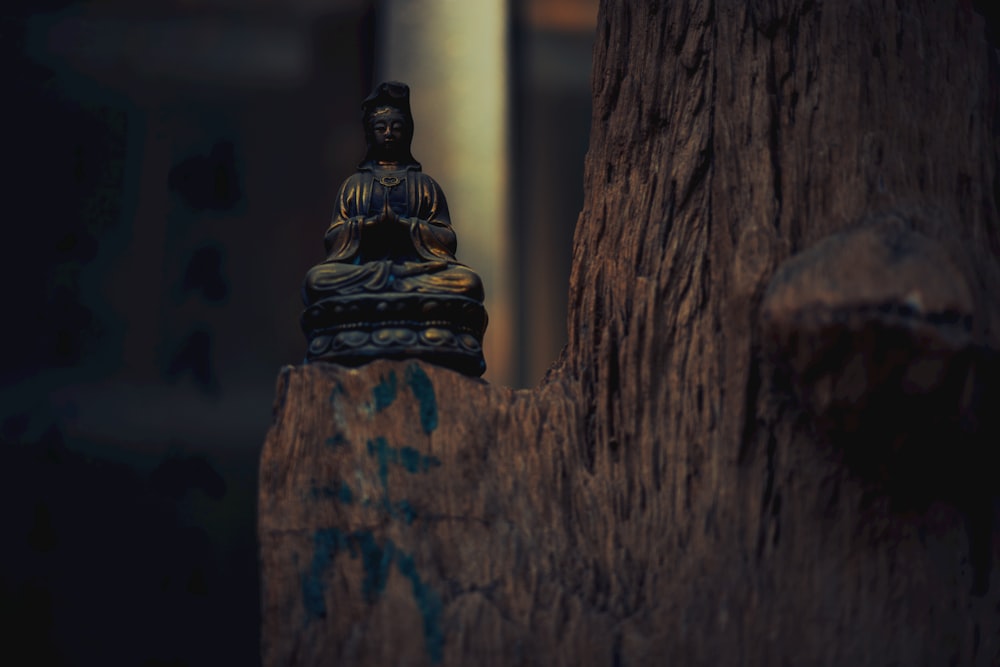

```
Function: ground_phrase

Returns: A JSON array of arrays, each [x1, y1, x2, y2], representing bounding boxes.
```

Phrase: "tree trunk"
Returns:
[[260, 1, 1000, 664]]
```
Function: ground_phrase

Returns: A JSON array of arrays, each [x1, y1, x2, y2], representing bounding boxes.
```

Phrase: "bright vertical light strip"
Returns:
[[378, 0, 512, 385]]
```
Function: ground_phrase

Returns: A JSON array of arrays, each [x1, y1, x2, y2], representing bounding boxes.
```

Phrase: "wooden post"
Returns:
[[260, 1, 1000, 664]]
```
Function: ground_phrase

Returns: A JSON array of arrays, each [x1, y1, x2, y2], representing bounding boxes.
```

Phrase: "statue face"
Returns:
[[369, 107, 408, 159]]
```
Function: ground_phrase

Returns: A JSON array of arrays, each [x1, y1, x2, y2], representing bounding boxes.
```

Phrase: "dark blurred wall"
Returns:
[[3, 1, 374, 664]]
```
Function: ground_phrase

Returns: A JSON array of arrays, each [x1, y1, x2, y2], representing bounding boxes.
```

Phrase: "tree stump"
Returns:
[[261, 1, 1000, 664]]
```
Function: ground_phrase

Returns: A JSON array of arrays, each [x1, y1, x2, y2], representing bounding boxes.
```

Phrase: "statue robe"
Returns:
[[303, 163, 483, 302]]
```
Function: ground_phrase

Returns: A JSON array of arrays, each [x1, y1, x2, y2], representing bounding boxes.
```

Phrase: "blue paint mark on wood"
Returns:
[[366, 437, 441, 488], [372, 371, 398, 412], [397, 551, 444, 663], [340, 483, 354, 504], [302, 530, 445, 662], [325, 433, 346, 449], [367, 437, 394, 488], [367, 498, 418, 524], [303, 528, 345, 619], [357, 495, 416, 524], [405, 364, 438, 434], [348, 533, 396, 602], [394, 499, 417, 524], [360, 438, 438, 525], [399, 445, 442, 473], [328, 381, 345, 405], [311, 482, 354, 504]]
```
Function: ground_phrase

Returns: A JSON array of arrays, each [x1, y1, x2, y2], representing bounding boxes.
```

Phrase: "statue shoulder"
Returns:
[[411, 169, 436, 184], [336, 170, 373, 199], [410, 170, 446, 195], [344, 170, 374, 188]]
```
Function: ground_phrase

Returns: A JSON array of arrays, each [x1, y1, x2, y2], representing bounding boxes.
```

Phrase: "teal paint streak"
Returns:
[[372, 371, 398, 412], [362, 438, 438, 525], [340, 483, 354, 504], [349, 534, 396, 602], [303, 532, 445, 662], [325, 433, 346, 449], [303, 529, 393, 618], [394, 499, 417, 525], [310, 482, 354, 504], [366, 437, 394, 488], [303, 528, 345, 619], [368, 497, 416, 524], [327, 381, 345, 405], [405, 364, 438, 434], [366, 438, 441, 488], [397, 552, 444, 663], [399, 446, 422, 472], [399, 446, 442, 473]]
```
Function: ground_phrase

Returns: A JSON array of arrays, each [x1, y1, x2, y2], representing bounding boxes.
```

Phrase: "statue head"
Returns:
[[361, 81, 418, 166]]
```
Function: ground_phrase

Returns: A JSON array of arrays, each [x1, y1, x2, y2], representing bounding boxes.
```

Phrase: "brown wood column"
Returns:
[[260, 1, 1000, 664]]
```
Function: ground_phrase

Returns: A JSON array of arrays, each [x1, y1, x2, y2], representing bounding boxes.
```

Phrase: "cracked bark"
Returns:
[[260, 1, 1000, 664]]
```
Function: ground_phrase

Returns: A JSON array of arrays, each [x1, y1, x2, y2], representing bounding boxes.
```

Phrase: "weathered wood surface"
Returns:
[[261, 1, 1000, 664]]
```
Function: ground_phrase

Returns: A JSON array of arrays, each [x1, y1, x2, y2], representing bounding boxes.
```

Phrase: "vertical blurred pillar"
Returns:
[[511, 0, 597, 386], [377, 0, 513, 385]]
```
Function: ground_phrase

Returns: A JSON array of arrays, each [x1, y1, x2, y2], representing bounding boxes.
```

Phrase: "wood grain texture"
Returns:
[[261, 1, 1000, 664]]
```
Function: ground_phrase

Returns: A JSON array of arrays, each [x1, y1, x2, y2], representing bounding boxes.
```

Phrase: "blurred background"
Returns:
[[2, 0, 595, 664]]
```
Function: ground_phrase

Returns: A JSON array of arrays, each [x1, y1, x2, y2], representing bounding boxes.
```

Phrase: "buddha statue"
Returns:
[[301, 81, 488, 376]]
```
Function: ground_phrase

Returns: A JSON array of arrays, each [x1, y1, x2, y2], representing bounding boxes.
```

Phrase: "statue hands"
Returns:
[[363, 195, 410, 232], [380, 195, 399, 226]]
